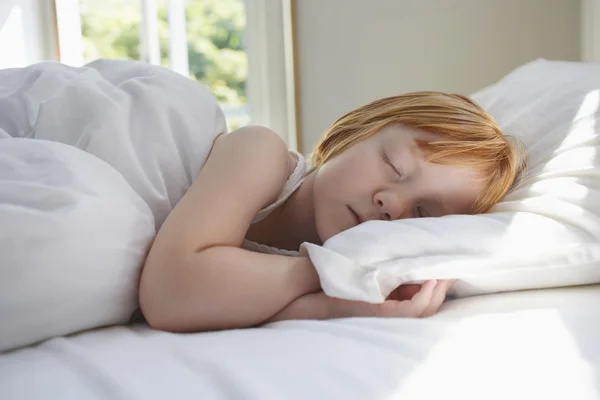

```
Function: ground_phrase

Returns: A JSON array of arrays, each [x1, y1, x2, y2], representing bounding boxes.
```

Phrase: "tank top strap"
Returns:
[[251, 150, 310, 224], [242, 150, 311, 257]]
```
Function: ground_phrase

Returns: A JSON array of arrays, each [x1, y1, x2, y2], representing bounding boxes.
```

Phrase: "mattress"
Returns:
[[2, 284, 599, 400]]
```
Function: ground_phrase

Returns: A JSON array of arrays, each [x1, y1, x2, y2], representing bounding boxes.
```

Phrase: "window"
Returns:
[[0, 0, 53, 69], [52, 0, 298, 149], [54, 0, 248, 130]]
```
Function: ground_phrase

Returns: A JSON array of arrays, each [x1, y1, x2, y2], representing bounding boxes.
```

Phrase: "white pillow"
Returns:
[[302, 59, 600, 303], [0, 59, 228, 229], [0, 138, 155, 352]]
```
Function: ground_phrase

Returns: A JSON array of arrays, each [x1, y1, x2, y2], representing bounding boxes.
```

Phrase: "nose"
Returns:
[[373, 190, 405, 221]]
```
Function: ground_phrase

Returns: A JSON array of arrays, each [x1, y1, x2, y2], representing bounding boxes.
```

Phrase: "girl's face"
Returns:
[[311, 124, 485, 242]]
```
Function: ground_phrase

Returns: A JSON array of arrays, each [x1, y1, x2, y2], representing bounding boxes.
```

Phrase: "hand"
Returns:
[[375, 279, 455, 318], [327, 279, 454, 319], [267, 279, 454, 323]]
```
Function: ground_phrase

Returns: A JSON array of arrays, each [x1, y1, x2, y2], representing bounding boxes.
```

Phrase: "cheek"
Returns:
[[314, 161, 352, 199], [312, 162, 357, 241], [311, 168, 339, 238], [325, 156, 379, 194]]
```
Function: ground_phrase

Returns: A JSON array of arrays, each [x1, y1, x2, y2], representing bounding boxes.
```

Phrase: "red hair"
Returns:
[[310, 92, 527, 213]]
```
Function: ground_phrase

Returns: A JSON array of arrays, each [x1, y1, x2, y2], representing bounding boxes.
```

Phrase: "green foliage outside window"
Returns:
[[79, 0, 247, 108]]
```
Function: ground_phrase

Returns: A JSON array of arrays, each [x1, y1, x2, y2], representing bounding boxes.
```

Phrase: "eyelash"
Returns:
[[381, 149, 428, 217], [381, 149, 401, 177]]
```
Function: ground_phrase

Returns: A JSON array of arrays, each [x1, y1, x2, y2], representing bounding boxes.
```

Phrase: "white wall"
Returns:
[[581, 0, 600, 62], [295, 0, 581, 153], [0, 0, 56, 69]]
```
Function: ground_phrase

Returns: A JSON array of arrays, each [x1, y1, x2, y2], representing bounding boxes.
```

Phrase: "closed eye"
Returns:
[[381, 148, 402, 178]]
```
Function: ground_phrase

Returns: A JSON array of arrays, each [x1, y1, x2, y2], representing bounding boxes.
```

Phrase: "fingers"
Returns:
[[380, 279, 454, 319], [421, 279, 455, 318], [386, 284, 422, 301], [406, 279, 438, 317], [380, 279, 437, 318], [332, 280, 455, 320]]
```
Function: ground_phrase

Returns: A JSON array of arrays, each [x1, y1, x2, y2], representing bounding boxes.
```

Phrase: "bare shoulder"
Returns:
[[148, 125, 294, 255], [212, 125, 292, 170], [208, 125, 295, 195]]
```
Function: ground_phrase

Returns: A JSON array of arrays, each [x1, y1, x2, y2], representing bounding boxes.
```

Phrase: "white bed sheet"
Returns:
[[1, 285, 599, 400]]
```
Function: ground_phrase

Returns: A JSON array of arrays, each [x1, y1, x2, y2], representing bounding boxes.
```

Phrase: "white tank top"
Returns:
[[241, 150, 310, 257]]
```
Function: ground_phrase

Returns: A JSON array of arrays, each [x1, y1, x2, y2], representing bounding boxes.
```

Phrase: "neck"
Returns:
[[262, 170, 322, 250], [285, 170, 322, 245]]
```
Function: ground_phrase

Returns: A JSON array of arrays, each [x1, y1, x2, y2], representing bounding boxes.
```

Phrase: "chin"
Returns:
[[315, 229, 329, 244], [316, 222, 346, 244], [314, 208, 346, 244], [315, 220, 334, 244]]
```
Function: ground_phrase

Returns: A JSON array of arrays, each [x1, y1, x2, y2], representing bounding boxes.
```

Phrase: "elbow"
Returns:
[[141, 309, 175, 333], [140, 306, 167, 332], [138, 271, 171, 331], [138, 254, 214, 332], [139, 284, 191, 332], [139, 294, 169, 332], [138, 258, 182, 332]]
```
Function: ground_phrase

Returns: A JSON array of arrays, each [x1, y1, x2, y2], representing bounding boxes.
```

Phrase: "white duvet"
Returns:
[[2, 284, 599, 400], [0, 59, 227, 351]]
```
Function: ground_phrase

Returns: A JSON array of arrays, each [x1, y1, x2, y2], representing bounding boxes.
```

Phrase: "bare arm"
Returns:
[[139, 126, 320, 332]]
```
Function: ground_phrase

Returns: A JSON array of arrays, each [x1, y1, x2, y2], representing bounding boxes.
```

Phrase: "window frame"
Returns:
[[47, 0, 300, 150]]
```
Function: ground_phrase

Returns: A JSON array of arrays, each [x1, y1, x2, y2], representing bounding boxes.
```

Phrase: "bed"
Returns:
[[2, 58, 600, 399], [2, 284, 599, 400]]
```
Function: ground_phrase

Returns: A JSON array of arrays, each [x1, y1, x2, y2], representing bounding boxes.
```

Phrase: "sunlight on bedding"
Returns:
[[494, 89, 600, 249], [563, 89, 600, 147], [530, 89, 598, 189], [388, 310, 599, 400]]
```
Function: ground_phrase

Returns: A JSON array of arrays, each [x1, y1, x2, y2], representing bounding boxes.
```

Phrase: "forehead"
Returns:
[[375, 123, 441, 143]]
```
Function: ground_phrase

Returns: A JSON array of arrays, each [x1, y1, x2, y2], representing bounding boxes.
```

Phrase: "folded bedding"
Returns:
[[0, 138, 155, 352], [0, 59, 226, 352]]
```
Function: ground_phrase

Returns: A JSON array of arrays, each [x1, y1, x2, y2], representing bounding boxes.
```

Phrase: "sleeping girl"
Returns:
[[138, 89, 526, 332]]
